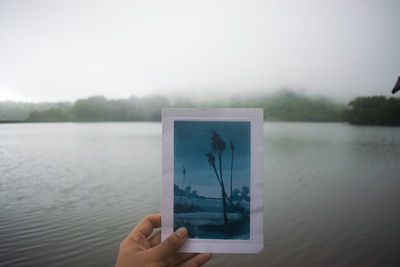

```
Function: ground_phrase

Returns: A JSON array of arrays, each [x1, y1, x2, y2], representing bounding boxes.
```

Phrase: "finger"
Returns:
[[149, 230, 161, 247], [178, 253, 212, 267], [167, 253, 197, 266], [150, 227, 188, 260], [129, 214, 161, 240]]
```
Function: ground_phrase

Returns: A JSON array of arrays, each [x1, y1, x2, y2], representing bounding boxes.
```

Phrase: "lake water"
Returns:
[[0, 122, 399, 267]]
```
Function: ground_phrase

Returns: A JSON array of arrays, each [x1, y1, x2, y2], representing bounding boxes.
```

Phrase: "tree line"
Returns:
[[0, 91, 345, 122], [343, 96, 400, 126], [1, 92, 399, 125]]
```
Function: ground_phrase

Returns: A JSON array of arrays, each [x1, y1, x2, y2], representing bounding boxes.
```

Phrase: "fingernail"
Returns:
[[176, 227, 187, 239]]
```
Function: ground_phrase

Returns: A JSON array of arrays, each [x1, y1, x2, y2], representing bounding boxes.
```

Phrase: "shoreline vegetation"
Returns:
[[1, 91, 399, 126]]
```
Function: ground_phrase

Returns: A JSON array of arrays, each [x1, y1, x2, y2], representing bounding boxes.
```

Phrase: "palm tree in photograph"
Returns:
[[229, 140, 234, 199], [182, 166, 186, 188], [207, 130, 228, 225], [180, 165, 186, 202]]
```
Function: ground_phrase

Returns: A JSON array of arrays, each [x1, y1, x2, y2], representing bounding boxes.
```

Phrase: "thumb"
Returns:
[[150, 227, 188, 260]]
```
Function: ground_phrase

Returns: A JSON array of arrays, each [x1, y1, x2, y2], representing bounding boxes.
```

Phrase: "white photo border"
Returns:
[[162, 108, 264, 253]]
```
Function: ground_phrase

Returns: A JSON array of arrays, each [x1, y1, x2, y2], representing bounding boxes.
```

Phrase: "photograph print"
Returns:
[[174, 121, 251, 240]]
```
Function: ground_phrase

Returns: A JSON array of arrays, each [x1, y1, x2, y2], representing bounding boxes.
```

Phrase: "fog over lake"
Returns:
[[1, 122, 399, 266], [1, 1, 399, 102]]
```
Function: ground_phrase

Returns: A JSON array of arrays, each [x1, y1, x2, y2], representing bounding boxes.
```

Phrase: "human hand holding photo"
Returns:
[[115, 213, 212, 267]]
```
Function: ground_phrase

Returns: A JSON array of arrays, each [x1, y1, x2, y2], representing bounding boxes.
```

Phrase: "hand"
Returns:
[[115, 213, 212, 267]]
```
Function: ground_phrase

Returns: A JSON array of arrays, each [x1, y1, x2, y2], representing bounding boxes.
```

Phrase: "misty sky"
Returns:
[[1, 0, 399, 102]]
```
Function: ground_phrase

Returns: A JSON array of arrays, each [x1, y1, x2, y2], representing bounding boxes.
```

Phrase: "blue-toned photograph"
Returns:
[[174, 121, 251, 239]]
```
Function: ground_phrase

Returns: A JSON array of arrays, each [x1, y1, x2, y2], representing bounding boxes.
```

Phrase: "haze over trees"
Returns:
[[1, 91, 399, 125], [0, 91, 346, 122], [0, 101, 71, 121]]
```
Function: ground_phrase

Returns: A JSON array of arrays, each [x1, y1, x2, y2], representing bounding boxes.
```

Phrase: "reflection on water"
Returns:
[[1, 122, 400, 266]]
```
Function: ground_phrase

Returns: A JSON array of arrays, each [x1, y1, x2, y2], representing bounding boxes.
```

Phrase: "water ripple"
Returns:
[[1, 122, 400, 266]]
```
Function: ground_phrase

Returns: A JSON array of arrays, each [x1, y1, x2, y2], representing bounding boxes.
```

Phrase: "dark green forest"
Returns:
[[1, 92, 399, 125], [343, 96, 400, 126]]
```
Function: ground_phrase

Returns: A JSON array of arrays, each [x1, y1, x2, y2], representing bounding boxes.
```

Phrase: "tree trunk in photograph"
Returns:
[[180, 170, 185, 203], [218, 153, 228, 225], [220, 182, 228, 225], [230, 150, 234, 199]]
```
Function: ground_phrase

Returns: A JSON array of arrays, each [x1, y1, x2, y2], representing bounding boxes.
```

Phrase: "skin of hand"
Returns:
[[115, 213, 212, 267]]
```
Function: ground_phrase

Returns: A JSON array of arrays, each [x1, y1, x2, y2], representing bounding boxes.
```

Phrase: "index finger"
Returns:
[[130, 213, 161, 239]]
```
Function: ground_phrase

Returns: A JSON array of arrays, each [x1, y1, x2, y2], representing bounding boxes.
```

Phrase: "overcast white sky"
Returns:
[[0, 0, 399, 102]]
